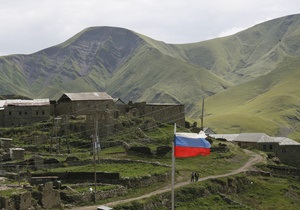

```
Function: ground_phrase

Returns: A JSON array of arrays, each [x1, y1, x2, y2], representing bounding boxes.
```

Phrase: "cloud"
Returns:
[[218, 26, 248, 38], [0, 0, 299, 55]]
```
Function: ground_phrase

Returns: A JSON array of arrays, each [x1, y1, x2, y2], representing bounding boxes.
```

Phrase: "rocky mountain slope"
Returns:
[[0, 14, 299, 138]]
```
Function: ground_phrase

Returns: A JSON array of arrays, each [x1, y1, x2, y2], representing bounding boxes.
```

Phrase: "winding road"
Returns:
[[72, 150, 263, 210]]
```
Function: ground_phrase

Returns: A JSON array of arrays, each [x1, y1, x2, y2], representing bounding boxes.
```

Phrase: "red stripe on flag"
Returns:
[[175, 146, 210, 158]]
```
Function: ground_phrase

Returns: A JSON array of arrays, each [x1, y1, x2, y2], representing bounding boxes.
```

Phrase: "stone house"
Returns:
[[55, 92, 116, 137], [203, 127, 216, 135], [0, 137, 12, 150], [55, 92, 186, 137], [125, 102, 185, 127], [217, 132, 300, 167], [233, 133, 273, 148], [0, 99, 51, 127], [10, 148, 25, 160], [272, 137, 300, 167], [55, 92, 115, 116], [113, 98, 126, 118]]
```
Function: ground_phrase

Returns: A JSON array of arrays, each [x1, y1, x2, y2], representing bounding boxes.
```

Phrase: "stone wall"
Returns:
[[40, 182, 61, 209], [0, 170, 170, 209], [0, 192, 31, 210], [126, 102, 185, 127], [1, 105, 50, 127], [31, 171, 120, 184], [274, 145, 300, 167], [61, 185, 127, 205], [120, 172, 171, 188]]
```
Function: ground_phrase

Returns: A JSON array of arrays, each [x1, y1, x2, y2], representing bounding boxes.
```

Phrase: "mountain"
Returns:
[[190, 56, 300, 139], [0, 14, 299, 139], [174, 14, 300, 84], [0, 26, 230, 103]]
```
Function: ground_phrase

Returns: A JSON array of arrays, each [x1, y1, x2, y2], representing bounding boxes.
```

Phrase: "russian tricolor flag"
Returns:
[[174, 131, 211, 158]]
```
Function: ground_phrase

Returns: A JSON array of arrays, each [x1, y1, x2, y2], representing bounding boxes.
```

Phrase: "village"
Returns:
[[0, 91, 300, 209], [1, 91, 297, 166]]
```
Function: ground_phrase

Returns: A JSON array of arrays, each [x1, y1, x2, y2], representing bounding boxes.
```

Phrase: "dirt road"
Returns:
[[71, 150, 263, 210]]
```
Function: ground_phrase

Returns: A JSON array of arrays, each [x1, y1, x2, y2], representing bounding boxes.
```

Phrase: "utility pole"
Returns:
[[93, 133, 97, 202], [16, 165, 20, 186], [93, 111, 99, 202], [200, 98, 204, 131], [54, 117, 62, 154]]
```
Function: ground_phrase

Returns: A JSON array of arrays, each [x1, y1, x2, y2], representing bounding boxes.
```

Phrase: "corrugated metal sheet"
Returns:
[[275, 137, 300, 145], [211, 133, 300, 146], [5, 99, 50, 106], [0, 100, 6, 108], [64, 92, 113, 101], [0, 99, 50, 107], [210, 134, 239, 142], [146, 103, 182, 106], [234, 133, 273, 143]]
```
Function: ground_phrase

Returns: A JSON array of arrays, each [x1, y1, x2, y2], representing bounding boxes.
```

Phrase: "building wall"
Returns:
[[0, 138, 12, 149], [257, 142, 279, 152], [145, 104, 185, 127], [274, 145, 300, 167], [127, 103, 185, 127], [56, 99, 186, 137], [0, 111, 4, 127], [10, 148, 25, 160], [235, 141, 257, 148], [56, 100, 114, 116], [1, 105, 50, 127], [85, 109, 116, 137]]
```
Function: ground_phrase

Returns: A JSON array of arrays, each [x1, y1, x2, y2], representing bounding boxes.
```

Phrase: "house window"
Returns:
[[19, 111, 22, 115], [25, 111, 27, 115], [262, 144, 266, 150], [269, 145, 273, 150], [282, 148, 286, 153], [36, 111, 38, 115], [42, 111, 45, 115], [9, 111, 12, 115]]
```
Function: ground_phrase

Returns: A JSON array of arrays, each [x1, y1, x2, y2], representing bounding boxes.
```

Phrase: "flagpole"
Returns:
[[171, 123, 176, 210]]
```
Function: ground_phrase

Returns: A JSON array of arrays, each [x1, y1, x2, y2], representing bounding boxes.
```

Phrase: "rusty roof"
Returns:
[[63, 92, 113, 101]]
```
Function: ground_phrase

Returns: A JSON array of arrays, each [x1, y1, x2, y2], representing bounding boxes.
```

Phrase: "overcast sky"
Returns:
[[0, 0, 299, 56]]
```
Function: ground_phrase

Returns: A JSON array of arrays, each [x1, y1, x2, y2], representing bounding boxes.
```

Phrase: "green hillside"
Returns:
[[190, 56, 300, 140], [106, 43, 230, 105], [175, 14, 300, 85], [0, 14, 299, 139]]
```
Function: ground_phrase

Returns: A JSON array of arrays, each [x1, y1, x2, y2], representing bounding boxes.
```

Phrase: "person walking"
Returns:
[[191, 172, 195, 182], [195, 172, 199, 182]]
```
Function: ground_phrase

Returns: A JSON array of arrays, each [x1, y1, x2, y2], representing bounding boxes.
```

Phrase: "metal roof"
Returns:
[[0, 137, 12, 141], [210, 132, 300, 146], [210, 134, 239, 142], [274, 137, 300, 145], [0, 99, 50, 107], [0, 100, 6, 108], [146, 103, 183, 106], [63, 92, 113, 101], [97, 205, 113, 210], [233, 133, 273, 143]]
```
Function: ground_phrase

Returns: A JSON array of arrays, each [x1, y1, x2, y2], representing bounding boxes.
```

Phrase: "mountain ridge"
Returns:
[[0, 14, 299, 138]]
